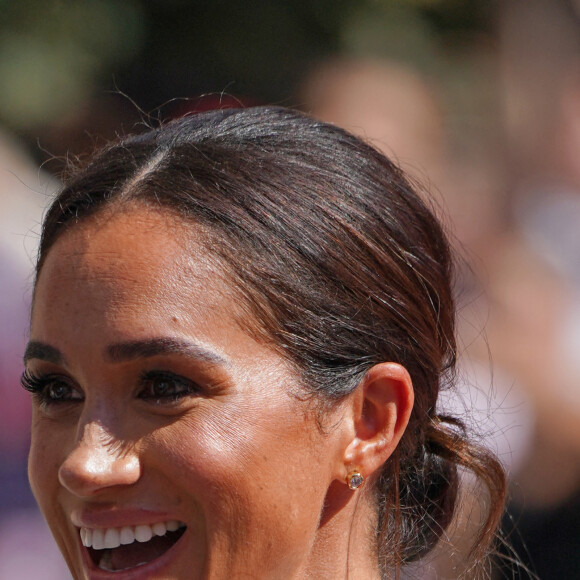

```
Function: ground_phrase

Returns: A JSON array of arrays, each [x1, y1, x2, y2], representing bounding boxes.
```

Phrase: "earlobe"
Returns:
[[343, 363, 414, 484]]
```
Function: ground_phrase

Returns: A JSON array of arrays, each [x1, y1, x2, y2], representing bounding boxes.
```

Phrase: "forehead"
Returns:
[[32, 205, 232, 333], [39, 204, 209, 280]]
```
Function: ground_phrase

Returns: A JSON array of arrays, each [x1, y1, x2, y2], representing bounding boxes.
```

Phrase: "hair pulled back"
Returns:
[[36, 106, 505, 576]]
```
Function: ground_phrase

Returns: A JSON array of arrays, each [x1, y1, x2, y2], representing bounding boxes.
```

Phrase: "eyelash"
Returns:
[[20, 370, 81, 406], [20, 369, 200, 407], [137, 370, 200, 403]]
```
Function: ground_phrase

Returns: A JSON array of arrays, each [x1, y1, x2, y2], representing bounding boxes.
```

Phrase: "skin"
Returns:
[[26, 204, 413, 579]]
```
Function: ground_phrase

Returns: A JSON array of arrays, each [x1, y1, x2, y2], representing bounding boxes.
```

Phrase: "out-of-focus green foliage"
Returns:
[[0, 0, 492, 132], [0, 0, 146, 129], [341, 4, 441, 70]]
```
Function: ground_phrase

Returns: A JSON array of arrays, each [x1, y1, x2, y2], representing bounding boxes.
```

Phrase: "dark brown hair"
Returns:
[[36, 106, 505, 577]]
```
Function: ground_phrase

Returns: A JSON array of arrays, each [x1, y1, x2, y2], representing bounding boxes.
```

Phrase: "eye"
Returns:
[[46, 382, 77, 401], [20, 370, 83, 406], [138, 370, 199, 403]]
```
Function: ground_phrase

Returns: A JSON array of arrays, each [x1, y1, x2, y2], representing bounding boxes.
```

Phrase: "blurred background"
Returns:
[[2, 0, 580, 578]]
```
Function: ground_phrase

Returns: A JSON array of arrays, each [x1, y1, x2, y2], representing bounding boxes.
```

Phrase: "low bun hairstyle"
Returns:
[[36, 106, 505, 576]]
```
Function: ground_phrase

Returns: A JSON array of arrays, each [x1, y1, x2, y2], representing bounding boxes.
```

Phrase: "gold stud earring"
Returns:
[[346, 470, 364, 490]]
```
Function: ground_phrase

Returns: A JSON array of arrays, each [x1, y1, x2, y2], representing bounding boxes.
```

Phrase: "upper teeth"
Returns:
[[80, 520, 184, 550]]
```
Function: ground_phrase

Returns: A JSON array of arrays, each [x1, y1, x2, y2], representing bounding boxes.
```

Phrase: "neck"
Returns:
[[299, 482, 382, 580]]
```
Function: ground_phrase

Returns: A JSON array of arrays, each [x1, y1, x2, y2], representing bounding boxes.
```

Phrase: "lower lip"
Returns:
[[78, 527, 190, 579]]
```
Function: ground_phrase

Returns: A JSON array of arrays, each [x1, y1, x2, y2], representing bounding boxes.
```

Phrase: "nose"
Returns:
[[58, 421, 141, 497]]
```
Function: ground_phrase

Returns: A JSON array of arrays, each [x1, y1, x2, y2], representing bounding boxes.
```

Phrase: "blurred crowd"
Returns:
[[0, 132, 68, 578], [2, 0, 580, 578]]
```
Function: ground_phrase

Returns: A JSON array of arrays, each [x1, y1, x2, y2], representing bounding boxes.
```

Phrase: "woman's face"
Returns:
[[27, 205, 347, 580]]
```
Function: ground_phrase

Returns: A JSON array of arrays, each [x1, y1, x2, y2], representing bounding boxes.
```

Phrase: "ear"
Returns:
[[342, 362, 414, 483]]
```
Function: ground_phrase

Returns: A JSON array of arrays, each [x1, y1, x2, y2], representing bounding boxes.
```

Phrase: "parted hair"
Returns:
[[36, 106, 505, 577]]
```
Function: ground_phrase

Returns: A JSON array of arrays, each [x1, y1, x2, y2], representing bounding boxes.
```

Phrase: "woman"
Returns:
[[23, 107, 505, 579]]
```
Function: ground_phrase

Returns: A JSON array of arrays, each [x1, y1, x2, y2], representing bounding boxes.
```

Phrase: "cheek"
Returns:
[[149, 405, 330, 534], [28, 415, 62, 507], [28, 417, 83, 577]]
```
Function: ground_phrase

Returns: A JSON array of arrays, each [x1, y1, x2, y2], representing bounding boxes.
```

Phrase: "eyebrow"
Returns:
[[23, 341, 64, 365], [23, 337, 228, 367], [105, 337, 227, 365]]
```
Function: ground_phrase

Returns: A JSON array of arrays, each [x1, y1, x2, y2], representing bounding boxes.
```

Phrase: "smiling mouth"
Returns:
[[81, 520, 186, 572]]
